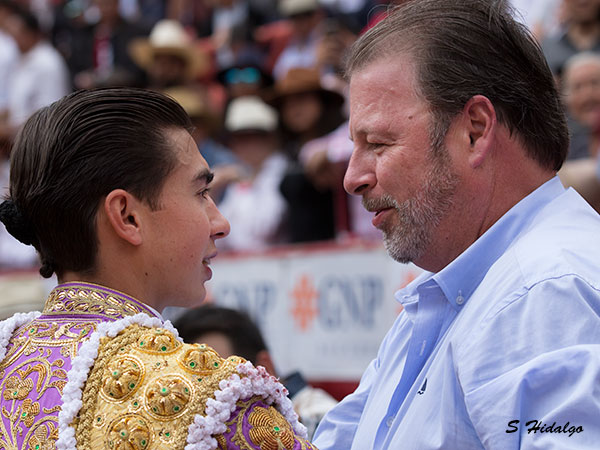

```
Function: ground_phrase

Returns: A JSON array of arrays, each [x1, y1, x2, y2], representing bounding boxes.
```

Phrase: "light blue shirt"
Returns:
[[313, 177, 600, 449]]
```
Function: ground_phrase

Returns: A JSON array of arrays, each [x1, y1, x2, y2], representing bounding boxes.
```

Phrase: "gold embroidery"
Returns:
[[25, 419, 58, 450], [20, 398, 40, 428], [3, 375, 33, 400], [177, 345, 238, 375], [101, 355, 145, 402], [79, 325, 240, 449], [43, 284, 155, 319], [228, 397, 316, 450], [248, 406, 295, 450], [215, 434, 227, 449], [106, 413, 151, 450], [145, 375, 191, 418], [137, 329, 181, 355]]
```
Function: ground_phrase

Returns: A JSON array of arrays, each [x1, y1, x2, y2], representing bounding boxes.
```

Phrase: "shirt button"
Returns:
[[456, 295, 465, 305], [386, 416, 394, 427]]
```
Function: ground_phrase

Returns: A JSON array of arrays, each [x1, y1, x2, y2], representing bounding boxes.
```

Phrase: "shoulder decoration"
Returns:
[[58, 319, 315, 449], [56, 313, 180, 449]]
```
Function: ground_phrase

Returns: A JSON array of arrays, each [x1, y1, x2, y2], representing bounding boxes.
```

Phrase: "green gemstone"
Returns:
[[129, 383, 135, 389], [12, 391, 17, 397], [161, 346, 167, 352], [213, 362, 219, 367], [140, 341, 145, 346], [274, 426, 280, 432], [173, 405, 180, 412], [30, 328, 35, 333], [197, 377, 202, 382], [22, 412, 27, 418], [184, 387, 189, 393], [189, 361, 196, 368], [133, 402, 138, 407], [153, 407, 158, 412], [165, 432, 170, 437], [141, 440, 147, 447], [97, 417, 102, 422], [35, 446, 40, 450]]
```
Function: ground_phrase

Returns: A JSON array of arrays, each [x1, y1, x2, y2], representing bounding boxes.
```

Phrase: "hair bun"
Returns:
[[0, 199, 38, 247]]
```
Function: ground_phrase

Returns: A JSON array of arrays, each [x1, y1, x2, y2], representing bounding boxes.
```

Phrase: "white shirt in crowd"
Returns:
[[217, 153, 288, 252], [7, 40, 70, 128]]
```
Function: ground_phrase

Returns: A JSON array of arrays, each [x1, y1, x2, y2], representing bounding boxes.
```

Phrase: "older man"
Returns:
[[0, 88, 315, 449], [313, 1, 600, 449]]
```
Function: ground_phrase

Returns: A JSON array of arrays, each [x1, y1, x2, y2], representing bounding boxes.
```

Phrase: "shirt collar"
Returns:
[[396, 177, 566, 312]]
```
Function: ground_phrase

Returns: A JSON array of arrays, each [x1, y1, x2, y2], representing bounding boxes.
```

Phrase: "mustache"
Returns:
[[362, 194, 398, 212]]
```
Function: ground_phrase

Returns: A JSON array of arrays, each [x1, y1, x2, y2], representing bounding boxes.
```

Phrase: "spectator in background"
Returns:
[[559, 51, 600, 210], [174, 304, 338, 440], [0, 1, 18, 134], [267, 67, 345, 243], [0, 3, 69, 143], [67, 0, 147, 89], [542, 0, 600, 78], [272, 0, 324, 80], [562, 51, 600, 159], [218, 95, 289, 251], [129, 18, 208, 90], [216, 41, 274, 100]]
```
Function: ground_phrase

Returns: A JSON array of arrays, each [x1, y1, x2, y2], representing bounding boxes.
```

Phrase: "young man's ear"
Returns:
[[463, 95, 497, 168], [104, 189, 143, 246]]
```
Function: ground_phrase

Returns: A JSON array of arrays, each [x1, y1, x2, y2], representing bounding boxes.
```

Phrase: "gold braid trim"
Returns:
[[76, 326, 148, 448], [75, 324, 240, 449]]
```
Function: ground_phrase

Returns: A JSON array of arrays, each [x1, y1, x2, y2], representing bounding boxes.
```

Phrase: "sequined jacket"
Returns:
[[0, 282, 316, 450]]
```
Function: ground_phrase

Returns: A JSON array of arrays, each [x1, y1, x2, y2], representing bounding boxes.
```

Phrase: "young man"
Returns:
[[0, 88, 316, 449], [313, 0, 600, 448]]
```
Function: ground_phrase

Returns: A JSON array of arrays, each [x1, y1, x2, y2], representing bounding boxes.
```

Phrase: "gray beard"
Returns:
[[367, 151, 459, 264]]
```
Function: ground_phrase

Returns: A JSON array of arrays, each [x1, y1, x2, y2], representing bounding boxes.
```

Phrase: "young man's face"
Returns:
[[140, 128, 230, 309]]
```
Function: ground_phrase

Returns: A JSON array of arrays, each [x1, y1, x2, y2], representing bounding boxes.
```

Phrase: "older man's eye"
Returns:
[[367, 142, 386, 151], [198, 188, 211, 199]]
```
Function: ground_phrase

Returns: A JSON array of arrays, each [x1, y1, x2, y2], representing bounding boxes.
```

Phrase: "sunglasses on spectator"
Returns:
[[224, 67, 262, 85]]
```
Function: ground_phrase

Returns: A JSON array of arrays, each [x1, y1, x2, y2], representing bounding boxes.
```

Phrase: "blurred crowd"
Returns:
[[1, 0, 600, 271]]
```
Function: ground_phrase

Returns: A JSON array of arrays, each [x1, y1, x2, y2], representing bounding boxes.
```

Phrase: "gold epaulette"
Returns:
[[75, 324, 246, 449]]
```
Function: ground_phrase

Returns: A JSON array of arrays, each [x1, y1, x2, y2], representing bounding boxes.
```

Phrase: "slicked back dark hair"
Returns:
[[8, 87, 192, 278], [174, 305, 268, 364], [346, 0, 569, 171]]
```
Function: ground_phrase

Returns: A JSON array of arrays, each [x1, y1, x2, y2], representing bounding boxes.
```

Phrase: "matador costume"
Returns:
[[0, 282, 317, 450]]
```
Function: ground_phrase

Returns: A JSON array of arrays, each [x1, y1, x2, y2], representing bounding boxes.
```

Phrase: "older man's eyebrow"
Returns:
[[193, 169, 214, 185]]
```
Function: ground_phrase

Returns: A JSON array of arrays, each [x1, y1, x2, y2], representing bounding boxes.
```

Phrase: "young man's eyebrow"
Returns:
[[193, 169, 214, 185]]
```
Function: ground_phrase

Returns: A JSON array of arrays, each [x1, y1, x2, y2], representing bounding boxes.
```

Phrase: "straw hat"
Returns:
[[162, 86, 220, 131], [129, 20, 208, 79], [225, 96, 278, 133], [264, 67, 344, 109], [279, 0, 319, 16]]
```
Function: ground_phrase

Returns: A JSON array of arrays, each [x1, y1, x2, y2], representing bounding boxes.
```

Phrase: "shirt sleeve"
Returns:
[[457, 275, 600, 449]]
